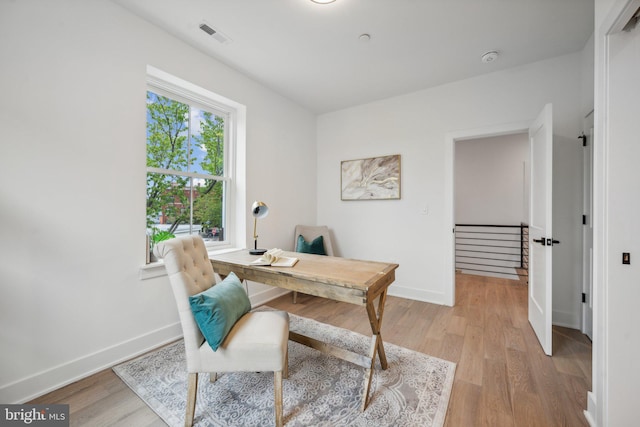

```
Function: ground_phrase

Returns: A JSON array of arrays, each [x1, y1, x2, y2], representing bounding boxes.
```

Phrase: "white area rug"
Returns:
[[113, 314, 456, 426]]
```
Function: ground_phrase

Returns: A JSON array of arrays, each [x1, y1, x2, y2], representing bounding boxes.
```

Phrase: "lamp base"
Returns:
[[249, 248, 267, 255]]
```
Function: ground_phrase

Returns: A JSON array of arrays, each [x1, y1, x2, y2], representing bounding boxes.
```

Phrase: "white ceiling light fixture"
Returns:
[[310, 0, 336, 4], [481, 51, 499, 63]]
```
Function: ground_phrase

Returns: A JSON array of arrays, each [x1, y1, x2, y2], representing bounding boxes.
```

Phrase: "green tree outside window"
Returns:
[[146, 91, 226, 242]]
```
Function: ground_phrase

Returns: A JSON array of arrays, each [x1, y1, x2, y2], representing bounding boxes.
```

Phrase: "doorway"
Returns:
[[447, 109, 587, 359], [444, 121, 531, 307], [454, 133, 529, 282]]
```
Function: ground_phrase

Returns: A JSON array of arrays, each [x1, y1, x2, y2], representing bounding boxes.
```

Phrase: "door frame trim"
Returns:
[[581, 112, 594, 340], [589, 0, 640, 424]]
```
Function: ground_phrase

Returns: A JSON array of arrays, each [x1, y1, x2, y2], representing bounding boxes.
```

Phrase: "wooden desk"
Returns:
[[209, 250, 398, 411]]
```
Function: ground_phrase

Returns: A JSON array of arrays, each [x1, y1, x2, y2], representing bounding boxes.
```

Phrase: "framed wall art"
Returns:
[[341, 154, 401, 200]]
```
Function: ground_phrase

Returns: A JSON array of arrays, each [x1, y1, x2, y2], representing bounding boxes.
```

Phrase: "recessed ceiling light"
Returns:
[[311, 0, 336, 4], [359, 33, 371, 42], [481, 51, 499, 63]]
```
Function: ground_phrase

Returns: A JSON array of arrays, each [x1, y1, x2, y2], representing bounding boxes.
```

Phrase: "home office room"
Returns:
[[2, 1, 639, 426]]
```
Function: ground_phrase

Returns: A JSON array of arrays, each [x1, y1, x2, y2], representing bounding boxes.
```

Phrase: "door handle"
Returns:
[[533, 238, 546, 246], [533, 237, 559, 246]]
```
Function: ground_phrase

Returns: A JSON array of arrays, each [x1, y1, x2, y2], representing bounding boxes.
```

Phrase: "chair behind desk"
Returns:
[[292, 225, 335, 303]]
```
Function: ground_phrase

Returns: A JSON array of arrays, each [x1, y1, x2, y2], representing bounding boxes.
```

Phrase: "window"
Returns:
[[145, 66, 244, 261]]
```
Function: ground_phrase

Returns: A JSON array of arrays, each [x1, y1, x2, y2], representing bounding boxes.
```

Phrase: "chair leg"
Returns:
[[274, 371, 283, 427], [209, 372, 217, 383], [185, 373, 198, 427], [283, 346, 289, 379], [292, 291, 297, 304]]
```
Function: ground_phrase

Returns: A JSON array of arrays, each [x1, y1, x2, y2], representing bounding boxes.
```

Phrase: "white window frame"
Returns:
[[141, 66, 246, 279]]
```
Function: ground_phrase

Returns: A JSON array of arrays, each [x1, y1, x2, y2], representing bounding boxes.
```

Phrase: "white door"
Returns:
[[582, 114, 594, 340], [528, 103, 553, 356]]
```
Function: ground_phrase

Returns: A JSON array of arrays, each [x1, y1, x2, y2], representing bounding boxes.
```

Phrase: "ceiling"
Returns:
[[114, 0, 594, 114]]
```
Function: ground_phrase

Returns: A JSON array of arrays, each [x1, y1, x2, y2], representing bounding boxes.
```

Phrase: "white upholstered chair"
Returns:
[[292, 225, 335, 303], [155, 235, 289, 427]]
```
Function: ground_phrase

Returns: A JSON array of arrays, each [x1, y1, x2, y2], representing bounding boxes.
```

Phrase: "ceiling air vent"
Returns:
[[199, 22, 231, 44]]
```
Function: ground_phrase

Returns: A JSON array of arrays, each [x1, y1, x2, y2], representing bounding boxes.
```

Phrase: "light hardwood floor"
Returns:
[[30, 272, 591, 426]]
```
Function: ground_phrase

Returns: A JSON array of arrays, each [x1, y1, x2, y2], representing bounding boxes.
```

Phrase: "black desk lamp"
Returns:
[[250, 201, 269, 255]]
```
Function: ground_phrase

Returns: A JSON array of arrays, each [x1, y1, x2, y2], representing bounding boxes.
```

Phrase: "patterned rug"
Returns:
[[113, 314, 456, 426]]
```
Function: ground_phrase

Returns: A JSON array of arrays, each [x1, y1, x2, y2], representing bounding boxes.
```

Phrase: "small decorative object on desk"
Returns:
[[251, 248, 299, 267]]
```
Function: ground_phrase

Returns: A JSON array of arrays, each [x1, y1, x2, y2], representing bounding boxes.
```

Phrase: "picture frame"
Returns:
[[341, 154, 401, 200]]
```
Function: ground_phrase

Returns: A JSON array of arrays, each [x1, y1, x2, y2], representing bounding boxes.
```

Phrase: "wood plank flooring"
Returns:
[[30, 272, 591, 426]]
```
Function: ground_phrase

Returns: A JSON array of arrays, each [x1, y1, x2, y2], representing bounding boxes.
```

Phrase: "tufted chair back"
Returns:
[[154, 235, 216, 370]]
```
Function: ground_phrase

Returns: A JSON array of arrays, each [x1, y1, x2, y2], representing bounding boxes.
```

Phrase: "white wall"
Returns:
[[317, 53, 584, 312], [455, 133, 529, 225], [0, 0, 316, 403]]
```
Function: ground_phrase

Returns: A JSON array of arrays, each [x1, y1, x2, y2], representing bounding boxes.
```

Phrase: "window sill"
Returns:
[[139, 247, 243, 280]]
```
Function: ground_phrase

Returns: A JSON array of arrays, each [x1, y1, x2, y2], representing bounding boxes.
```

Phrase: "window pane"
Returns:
[[146, 91, 190, 172], [146, 172, 191, 237], [146, 174, 226, 242], [194, 179, 226, 242], [191, 109, 225, 176]]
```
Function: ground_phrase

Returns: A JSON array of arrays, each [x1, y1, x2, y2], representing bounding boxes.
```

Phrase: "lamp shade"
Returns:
[[252, 201, 269, 219]]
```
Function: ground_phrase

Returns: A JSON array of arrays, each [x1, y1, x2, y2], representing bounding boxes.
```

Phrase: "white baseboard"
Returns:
[[584, 391, 598, 427], [0, 322, 183, 404], [388, 285, 446, 305], [552, 309, 580, 329]]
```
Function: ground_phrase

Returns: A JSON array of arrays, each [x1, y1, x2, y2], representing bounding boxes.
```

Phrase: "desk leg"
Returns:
[[361, 335, 378, 412], [361, 289, 389, 411], [366, 290, 389, 369]]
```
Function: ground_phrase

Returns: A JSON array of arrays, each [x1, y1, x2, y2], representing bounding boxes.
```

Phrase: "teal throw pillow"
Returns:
[[296, 234, 327, 255], [188, 272, 251, 351]]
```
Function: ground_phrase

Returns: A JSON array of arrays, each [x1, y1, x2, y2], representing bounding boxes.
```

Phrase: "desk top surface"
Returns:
[[210, 249, 398, 293]]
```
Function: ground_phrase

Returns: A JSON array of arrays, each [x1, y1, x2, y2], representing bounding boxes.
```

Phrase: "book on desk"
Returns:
[[251, 248, 299, 267]]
